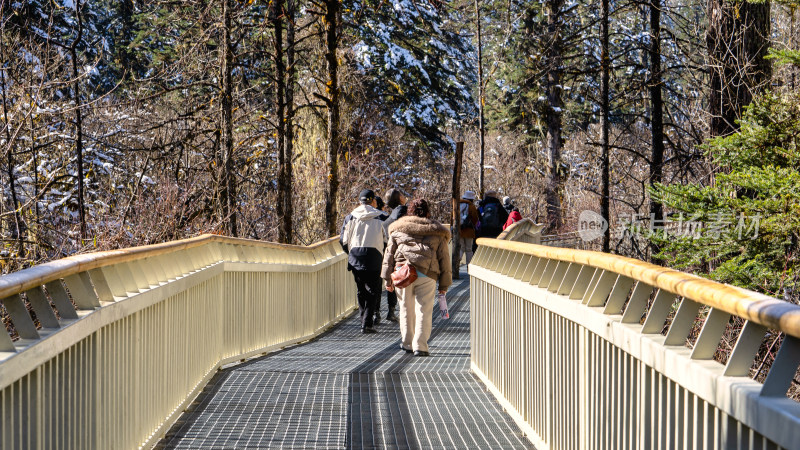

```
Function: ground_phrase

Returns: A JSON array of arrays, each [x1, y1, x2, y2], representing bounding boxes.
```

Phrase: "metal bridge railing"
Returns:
[[496, 218, 544, 245], [0, 235, 355, 449], [469, 238, 800, 450], [497, 218, 594, 250]]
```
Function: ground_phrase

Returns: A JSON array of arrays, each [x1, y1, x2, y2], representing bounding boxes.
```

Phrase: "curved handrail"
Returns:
[[0, 233, 354, 449], [0, 234, 339, 300], [496, 218, 544, 242], [476, 238, 800, 339]]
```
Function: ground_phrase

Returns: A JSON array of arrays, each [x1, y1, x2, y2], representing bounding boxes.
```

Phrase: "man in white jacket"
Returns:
[[340, 189, 388, 333]]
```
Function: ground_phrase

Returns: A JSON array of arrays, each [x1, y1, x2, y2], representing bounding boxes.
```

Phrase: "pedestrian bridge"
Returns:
[[0, 220, 799, 449]]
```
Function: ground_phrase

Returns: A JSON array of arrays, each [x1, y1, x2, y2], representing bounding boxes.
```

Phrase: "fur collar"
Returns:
[[389, 215, 451, 239]]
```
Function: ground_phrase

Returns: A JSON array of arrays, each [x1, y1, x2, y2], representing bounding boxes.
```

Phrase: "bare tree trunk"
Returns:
[[792, 5, 796, 91], [601, 0, 611, 253], [283, 0, 296, 244], [31, 114, 40, 254], [220, 0, 237, 236], [543, 0, 564, 233], [707, 0, 771, 137], [0, 26, 24, 257], [649, 0, 665, 262], [475, 0, 485, 199], [789, 3, 797, 91], [451, 142, 464, 279], [69, 0, 87, 242], [273, 1, 287, 243], [323, 0, 340, 237]]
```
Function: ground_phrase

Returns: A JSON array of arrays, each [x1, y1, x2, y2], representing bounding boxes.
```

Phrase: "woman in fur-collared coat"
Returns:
[[382, 198, 452, 356]]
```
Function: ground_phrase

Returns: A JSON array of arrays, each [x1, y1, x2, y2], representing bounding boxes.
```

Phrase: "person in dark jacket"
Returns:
[[383, 188, 408, 230], [502, 196, 516, 214], [478, 190, 509, 239], [458, 190, 480, 265], [340, 189, 387, 334], [503, 210, 523, 230], [378, 188, 408, 323]]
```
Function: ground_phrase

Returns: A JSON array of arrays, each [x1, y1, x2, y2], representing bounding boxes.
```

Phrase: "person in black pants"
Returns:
[[379, 188, 408, 323], [340, 189, 388, 334]]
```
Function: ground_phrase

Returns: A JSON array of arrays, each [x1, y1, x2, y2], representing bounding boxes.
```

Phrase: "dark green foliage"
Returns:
[[344, 0, 476, 153], [649, 91, 800, 296]]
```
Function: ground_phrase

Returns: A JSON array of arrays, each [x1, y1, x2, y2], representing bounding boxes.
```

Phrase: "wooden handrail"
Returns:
[[477, 238, 800, 339], [0, 234, 340, 301]]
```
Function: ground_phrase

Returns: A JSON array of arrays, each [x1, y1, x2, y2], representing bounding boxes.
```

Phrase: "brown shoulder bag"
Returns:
[[391, 262, 418, 289]]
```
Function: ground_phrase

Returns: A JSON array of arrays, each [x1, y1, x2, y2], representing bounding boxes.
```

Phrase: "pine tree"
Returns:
[[649, 91, 800, 297], [345, 0, 476, 153]]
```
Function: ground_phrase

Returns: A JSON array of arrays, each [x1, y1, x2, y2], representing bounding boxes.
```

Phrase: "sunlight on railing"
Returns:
[[0, 235, 355, 449], [470, 238, 800, 450]]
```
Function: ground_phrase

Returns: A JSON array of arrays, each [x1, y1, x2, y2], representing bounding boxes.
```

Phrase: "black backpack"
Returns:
[[481, 202, 502, 230], [460, 203, 474, 229]]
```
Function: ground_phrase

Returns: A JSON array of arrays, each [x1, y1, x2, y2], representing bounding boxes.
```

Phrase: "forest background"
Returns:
[[2, 0, 800, 388]]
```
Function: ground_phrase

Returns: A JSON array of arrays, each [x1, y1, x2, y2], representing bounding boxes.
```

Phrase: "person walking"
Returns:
[[340, 189, 387, 334], [502, 196, 516, 214], [383, 188, 408, 229], [503, 209, 523, 230], [478, 190, 509, 239], [382, 198, 452, 356], [459, 190, 480, 266], [377, 188, 409, 323]]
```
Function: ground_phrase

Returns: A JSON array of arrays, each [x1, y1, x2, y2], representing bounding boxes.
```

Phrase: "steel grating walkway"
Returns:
[[158, 271, 534, 449]]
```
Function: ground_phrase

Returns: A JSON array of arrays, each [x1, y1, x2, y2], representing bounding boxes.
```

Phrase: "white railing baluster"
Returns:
[[518, 256, 539, 282], [529, 259, 549, 286], [621, 282, 654, 324], [580, 268, 603, 303], [0, 320, 17, 351], [43, 281, 79, 319], [62, 273, 100, 310], [112, 264, 140, 295], [470, 238, 800, 449], [126, 261, 150, 291], [135, 258, 159, 287], [24, 287, 60, 329], [585, 271, 618, 307], [545, 261, 569, 292], [760, 336, 800, 398], [3, 295, 39, 341], [568, 266, 596, 300], [99, 266, 127, 299], [512, 255, 531, 280], [557, 263, 581, 296], [664, 299, 702, 346], [691, 308, 731, 360], [538, 260, 557, 288], [87, 268, 115, 303], [641, 290, 678, 334], [0, 234, 354, 449], [602, 276, 634, 314]]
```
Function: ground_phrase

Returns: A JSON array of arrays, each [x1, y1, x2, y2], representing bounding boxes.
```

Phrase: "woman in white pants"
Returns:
[[382, 198, 452, 356]]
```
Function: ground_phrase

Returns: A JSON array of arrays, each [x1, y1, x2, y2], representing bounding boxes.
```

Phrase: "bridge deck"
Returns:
[[158, 272, 534, 449]]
